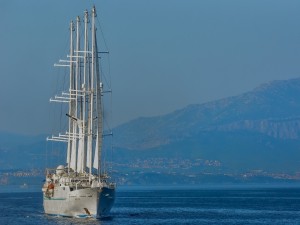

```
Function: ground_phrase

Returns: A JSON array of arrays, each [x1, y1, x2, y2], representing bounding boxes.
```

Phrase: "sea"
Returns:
[[1, 185, 300, 225]]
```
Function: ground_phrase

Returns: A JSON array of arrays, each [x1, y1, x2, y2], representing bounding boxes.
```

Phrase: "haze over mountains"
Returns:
[[113, 78, 300, 173], [1, 78, 300, 175]]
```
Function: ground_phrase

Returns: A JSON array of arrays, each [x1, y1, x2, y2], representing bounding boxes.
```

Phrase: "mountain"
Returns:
[[1, 78, 300, 177], [113, 78, 300, 173]]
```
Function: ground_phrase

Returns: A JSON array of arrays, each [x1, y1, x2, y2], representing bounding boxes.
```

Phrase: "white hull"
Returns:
[[43, 186, 115, 218]]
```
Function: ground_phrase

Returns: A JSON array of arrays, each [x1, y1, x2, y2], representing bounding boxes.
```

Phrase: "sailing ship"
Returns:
[[42, 6, 116, 218]]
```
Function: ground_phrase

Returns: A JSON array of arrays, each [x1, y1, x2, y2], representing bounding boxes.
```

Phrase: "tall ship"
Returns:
[[42, 6, 116, 218]]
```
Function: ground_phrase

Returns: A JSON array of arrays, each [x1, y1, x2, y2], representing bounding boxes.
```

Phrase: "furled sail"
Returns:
[[70, 122, 77, 171], [77, 122, 84, 173], [87, 134, 92, 169], [95, 30, 103, 173], [47, 6, 112, 178], [93, 131, 99, 169], [66, 141, 71, 165]]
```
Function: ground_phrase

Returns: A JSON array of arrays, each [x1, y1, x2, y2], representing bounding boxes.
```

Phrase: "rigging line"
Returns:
[[97, 17, 111, 89], [101, 64, 111, 90], [103, 113, 112, 133], [59, 67, 67, 133], [94, 7, 111, 90], [96, 37, 111, 90], [109, 85, 114, 175], [101, 79, 113, 166], [110, 136, 114, 179], [99, 68, 113, 175], [50, 141, 54, 168], [63, 27, 70, 55], [78, 24, 84, 54], [99, 48, 112, 89], [99, 57, 112, 91], [106, 52, 114, 174], [96, 16, 109, 52], [45, 138, 48, 169], [108, 53, 112, 90], [108, 52, 113, 136], [101, 101, 108, 175]]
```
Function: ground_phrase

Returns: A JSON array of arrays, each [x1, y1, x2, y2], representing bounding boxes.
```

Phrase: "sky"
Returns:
[[1, 0, 300, 135]]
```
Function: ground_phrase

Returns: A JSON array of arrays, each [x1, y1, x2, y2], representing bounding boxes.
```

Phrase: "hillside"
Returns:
[[113, 78, 300, 172], [1, 78, 300, 176]]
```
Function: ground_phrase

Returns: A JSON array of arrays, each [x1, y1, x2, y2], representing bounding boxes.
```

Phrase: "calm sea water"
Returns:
[[0, 186, 300, 225]]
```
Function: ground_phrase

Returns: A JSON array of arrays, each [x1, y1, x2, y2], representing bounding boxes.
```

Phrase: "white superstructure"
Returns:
[[42, 6, 115, 218]]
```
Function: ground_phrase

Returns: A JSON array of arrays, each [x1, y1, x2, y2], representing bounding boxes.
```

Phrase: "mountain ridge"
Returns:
[[1, 78, 300, 174], [114, 78, 300, 150]]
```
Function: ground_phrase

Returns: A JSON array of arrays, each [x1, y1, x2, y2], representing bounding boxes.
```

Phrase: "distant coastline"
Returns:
[[1, 167, 300, 193], [2, 183, 300, 194]]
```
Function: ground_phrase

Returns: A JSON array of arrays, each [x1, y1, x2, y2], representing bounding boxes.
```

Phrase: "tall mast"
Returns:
[[87, 5, 97, 178], [69, 19, 77, 173], [49, 6, 112, 179], [81, 10, 89, 173], [70, 16, 81, 173], [67, 20, 75, 172], [92, 5, 103, 179]]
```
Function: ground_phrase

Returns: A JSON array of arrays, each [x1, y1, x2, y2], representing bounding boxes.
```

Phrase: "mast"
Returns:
[[93, 5, 103, 179], [70, 16, 81, 173], [67, 21, 75, 173], [48, 6, 111, 179], [87, 5, 96, 178], [82, 10, 89, 173]]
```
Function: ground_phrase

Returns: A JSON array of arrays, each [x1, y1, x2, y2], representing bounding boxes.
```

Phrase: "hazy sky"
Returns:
[[1, 0, 300, 135]]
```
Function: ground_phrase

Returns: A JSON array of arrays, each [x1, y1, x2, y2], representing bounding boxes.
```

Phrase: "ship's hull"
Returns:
[[43, 186, 115, 218]]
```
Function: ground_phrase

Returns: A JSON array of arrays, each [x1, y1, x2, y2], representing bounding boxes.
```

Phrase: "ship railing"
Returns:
[[108, 182, 116, 189], [45, 168, 57, 176]]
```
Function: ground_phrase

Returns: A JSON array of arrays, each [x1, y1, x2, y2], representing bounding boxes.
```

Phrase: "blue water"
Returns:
[[1, 187, 300, 224]]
